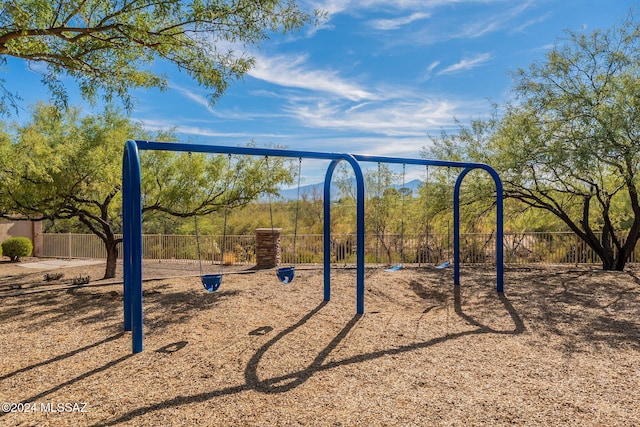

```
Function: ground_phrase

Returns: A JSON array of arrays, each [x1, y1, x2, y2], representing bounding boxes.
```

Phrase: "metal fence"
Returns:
[[40, 231, 640, 265]]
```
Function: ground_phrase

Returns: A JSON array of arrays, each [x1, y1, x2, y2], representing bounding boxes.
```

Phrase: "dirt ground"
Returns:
[[1, 258, 639, 426]]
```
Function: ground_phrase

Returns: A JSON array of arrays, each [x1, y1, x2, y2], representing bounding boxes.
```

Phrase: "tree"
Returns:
[[0, 0, 315, 114], [365, 163, 402, 264], [428, 11, 640, 270], [0, 102, 292, 278]]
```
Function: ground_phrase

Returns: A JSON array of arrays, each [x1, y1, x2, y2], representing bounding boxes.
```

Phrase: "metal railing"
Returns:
[[40, 231, 640, 265]]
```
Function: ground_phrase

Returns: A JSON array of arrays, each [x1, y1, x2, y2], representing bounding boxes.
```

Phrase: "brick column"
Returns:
[[255, 228, 281, 268]]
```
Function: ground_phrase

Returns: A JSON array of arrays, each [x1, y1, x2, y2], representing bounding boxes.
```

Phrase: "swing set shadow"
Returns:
[[91, 285, 524, 427]]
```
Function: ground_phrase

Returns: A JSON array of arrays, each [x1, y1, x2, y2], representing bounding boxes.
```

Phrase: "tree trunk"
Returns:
[[601, 256, 615, 271], [600, 247, 628, 271], [614, 253, 627, 271], [104, 238, 119, 280]]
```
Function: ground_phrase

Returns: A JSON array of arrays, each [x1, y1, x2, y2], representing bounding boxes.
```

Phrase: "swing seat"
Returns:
[[435, 261, 450, 269], [277, 267, 295, 284], [384, 264, 403, 272], [201, 274, 222, 292]]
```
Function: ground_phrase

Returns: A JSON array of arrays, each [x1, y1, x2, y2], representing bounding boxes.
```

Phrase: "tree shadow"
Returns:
[[93, 287, 524, 426], [0, 284, 239, 335], [514, 269, 640, 352], [0, 332, 125, 383], [0, 332, 131, 422]]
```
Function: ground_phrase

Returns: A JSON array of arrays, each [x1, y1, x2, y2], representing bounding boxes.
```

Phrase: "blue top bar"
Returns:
[[135, 140, 348, 161], [352, 154, 494, 171], [135, 140, 498, 172]]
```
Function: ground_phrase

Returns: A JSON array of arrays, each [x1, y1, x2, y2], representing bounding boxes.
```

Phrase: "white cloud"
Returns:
[[248, 53, 375, 101], [421, 60, 441, 81], [427, 61, 441, 71], [167, 83, 212, 111], [308, 0, 507, 15], [368, 12, 430, 30], [452, 1, 534, 39], [438, 53, 492, 75], [510, 11, 551, 33], [285, 96, 486, 136], [139, 118, 292, 139]]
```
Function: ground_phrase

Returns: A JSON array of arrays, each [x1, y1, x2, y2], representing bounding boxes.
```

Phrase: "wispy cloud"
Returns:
[[368, 12, 430, 30], [248, 53, 375, 101], [453, 1, 534, 39], [285, 95, 487, 136], [307, 0, 511, 16], [167, 83, 213, 111], [510, 11, 551, 33], [139, 118, 292, 139], [422, 60, 441, 81], [438, 53, 492, 75]]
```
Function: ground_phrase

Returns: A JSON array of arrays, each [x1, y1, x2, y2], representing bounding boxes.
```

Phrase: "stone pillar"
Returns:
[[255, 228, 281, 268]]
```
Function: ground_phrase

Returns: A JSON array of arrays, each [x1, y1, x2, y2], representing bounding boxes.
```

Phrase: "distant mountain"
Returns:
[[276, 178, 424, 200]]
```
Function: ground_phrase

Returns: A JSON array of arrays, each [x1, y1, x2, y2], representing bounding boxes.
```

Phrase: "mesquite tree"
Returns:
[[0, 0, 314, 114], [0, 103, 292, 278], [428, 11, 640, 270]]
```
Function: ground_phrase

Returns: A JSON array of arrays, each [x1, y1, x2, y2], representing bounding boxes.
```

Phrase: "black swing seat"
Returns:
[[201, 274, 222, 292], [277, 267, 295, 284]]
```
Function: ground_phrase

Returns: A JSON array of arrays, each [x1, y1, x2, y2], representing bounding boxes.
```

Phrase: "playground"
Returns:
[[1, 259, 640, 426]]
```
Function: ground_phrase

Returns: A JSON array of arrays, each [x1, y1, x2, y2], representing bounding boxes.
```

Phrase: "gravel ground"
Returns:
[[1, 259, 639, 426]]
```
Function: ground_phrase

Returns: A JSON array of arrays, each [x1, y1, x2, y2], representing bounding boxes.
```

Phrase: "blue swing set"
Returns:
[[194, 156, 302, 291], [190, 152, 228, 293], [267, 156, 303, 286], [122, 141, 505, 353]]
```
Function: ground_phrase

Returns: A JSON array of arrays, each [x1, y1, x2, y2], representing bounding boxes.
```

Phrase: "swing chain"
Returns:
[[400, 163, 406, 264], [219, 153, 232, 273], [292, 157, 302, 266], [188, 152, 205, 278], [265, 156, 278, 266], [425, 164, 430, 264]]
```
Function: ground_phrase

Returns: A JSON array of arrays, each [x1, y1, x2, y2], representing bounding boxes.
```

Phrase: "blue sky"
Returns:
[[4, 0, 637, 184]]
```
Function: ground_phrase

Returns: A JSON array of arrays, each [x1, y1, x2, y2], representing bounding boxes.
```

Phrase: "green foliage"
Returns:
[[0, 102, 294, 278], [1, 237, 32, 261], [141, 150, 294, 235], [0, 0, 316, 114], [425, 8, 640, 270]]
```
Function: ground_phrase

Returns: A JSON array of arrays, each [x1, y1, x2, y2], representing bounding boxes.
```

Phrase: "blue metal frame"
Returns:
[[122, 140, 504, 353], [351, 155, 504, 293], [323, 158, 366, 314], [123, 141, 367, 353]]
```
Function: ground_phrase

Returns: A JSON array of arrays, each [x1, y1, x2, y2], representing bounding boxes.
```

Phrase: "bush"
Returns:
[[2, 237, 33, 262]]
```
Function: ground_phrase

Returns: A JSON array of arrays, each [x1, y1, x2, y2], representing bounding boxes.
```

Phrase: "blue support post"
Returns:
[[122, 147, 132, 331], [351, 154, 504, 293], [494, 174, 504, 293], [123, 141, 143, 353], [346, 154, 366, 315], [323, 160, 340, 303], [453, 166, 504, 292], [453, 168, 471, 286], [323, 156, 365, 314]]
